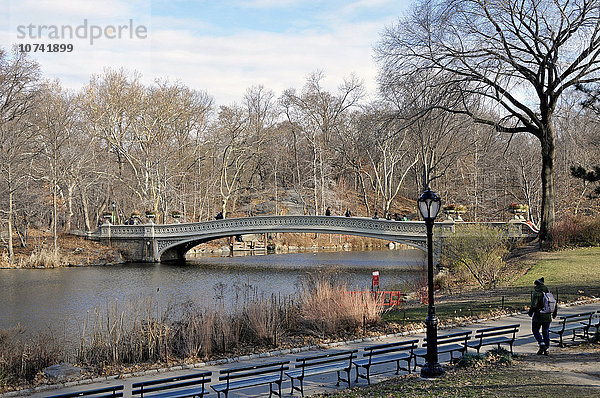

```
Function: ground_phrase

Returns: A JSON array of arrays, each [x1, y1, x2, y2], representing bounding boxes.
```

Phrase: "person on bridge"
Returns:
[[325, 207, 331, 216], [528, 277, 557, 355], [215, 211, 223, 220], [345, 209, 352, 217]]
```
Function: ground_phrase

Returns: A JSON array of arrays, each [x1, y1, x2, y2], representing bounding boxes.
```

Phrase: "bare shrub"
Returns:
[[296, 271, 383, 336], [552, 216, 600, 249], [442, 225, 510, 289], [241, 296, 286, 346], [18, 247, 66, 268], [77, 298, 172, 367], [170, 300, 204, 358], [0, 326, 63, 385], [73, 274, 384, 369]]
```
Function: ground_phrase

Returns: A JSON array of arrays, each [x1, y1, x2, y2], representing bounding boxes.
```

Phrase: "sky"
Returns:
[[1, 0, 414, 105]]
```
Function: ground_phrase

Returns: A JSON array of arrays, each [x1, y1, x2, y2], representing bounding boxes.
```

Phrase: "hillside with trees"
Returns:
[[1, 0, 600, 264]]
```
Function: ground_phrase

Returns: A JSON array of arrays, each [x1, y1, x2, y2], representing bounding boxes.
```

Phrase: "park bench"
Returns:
[[44, 385, 124, 398], [211, 360, 289, 398], [467, 324, 519, 354], [413, 331, 472, 370], [353, 339, 418, 385], [285, 349, 357, 396], [131, 371, 212, 398], [549, 311, 596, 347]]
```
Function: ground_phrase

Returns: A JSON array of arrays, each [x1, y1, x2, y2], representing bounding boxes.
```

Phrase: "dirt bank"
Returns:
[[0, 230, 122, 268]]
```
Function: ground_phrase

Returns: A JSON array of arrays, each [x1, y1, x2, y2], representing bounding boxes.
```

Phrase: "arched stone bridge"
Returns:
[[89, 215, 537, 263]]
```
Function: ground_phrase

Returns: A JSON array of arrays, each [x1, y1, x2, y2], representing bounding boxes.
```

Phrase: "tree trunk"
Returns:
[[358, 172, 370, 216], [538, 128, 556, 247], [53, 180, 58, 254], [65, 183, 74, 232], [7, 188, 14, 262], [312, 144, 319, 215], [80, 186, 91, 232]]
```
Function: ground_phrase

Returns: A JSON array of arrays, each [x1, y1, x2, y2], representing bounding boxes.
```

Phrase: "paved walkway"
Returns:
[[15, 301, 599, 398]]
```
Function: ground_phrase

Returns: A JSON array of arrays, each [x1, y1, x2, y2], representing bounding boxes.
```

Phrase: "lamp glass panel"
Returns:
[[429, 199, 441, 219], [418, 199, 429, 219]]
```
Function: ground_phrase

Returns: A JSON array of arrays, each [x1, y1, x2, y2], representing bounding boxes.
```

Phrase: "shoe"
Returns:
[[537, 346, 545, 355], [543, 346, 549, 356]]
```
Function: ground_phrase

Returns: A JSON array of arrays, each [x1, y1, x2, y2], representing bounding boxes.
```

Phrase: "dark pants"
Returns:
[[532, 320, 550, 347]]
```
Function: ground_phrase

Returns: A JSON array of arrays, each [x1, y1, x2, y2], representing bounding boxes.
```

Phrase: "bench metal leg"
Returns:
[[336, 369, 351, 388], [355, 365, 371, 385], [269, 381, 283, 398]]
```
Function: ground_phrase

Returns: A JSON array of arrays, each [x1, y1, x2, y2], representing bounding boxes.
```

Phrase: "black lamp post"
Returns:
[[417, 188, 444, 378]]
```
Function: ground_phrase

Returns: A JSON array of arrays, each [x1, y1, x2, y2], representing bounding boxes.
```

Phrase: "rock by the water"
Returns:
[[43, 363, 83, 381]]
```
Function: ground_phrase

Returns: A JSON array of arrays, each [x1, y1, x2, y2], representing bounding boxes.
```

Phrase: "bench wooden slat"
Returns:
[[44, 385, 124, 398], [213, 374, 282, 390], [132, 372, 211, 389], [295, 349, 355, 363], [131, 386, 207, 398], [218, 365, 289, 381], [218, 360, 288, 374]]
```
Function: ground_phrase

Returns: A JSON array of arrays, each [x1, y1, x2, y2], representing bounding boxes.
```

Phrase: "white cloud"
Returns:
[[9, 0, 146, 20], [339, 0, 401, 15], [235, 0, 308, 9], [2, 0, 405, 105]]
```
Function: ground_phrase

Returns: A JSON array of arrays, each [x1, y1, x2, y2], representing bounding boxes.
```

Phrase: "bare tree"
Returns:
[[377, 0, 600, 245], [350, 107, 417, 217], [281, 71, 363, 214], [213, 105, 256, 218], [0, 49, 40, 262], [35, 81, 79, 251]]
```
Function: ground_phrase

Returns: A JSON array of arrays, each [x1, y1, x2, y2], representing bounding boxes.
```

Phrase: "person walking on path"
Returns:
[[528, 277, 557, 355]]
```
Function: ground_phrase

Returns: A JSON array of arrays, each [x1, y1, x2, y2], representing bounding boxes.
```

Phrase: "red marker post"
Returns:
[[372, 271, 380, 292]]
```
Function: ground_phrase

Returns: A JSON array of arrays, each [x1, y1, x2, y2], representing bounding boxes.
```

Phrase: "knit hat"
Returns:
[[534, 277, 545, 285]]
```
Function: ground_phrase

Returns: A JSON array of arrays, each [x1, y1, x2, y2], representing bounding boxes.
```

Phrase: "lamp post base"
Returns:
[[420, 361, 445, 378]]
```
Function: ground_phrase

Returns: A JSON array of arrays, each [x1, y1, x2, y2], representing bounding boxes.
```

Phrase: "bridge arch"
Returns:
[[157, 228, 431, 262]]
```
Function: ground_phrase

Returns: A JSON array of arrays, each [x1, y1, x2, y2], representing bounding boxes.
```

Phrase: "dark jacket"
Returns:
[[528, 283, 553, 323]]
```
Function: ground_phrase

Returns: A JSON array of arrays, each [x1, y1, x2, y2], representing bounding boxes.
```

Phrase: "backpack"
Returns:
[[540, 292, 556, 314]]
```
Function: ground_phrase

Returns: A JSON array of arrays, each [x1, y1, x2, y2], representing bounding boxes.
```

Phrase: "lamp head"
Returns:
[[417, 188, 441, 221]]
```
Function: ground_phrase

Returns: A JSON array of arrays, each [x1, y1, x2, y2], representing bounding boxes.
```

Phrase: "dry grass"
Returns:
[[296, 272, 384, 336], [0, 272, 385, 385], [0, 326, 63, 386], [75, 273, 384, 370], [0, 231, 120, 268], [17, 247, 66, 268]]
